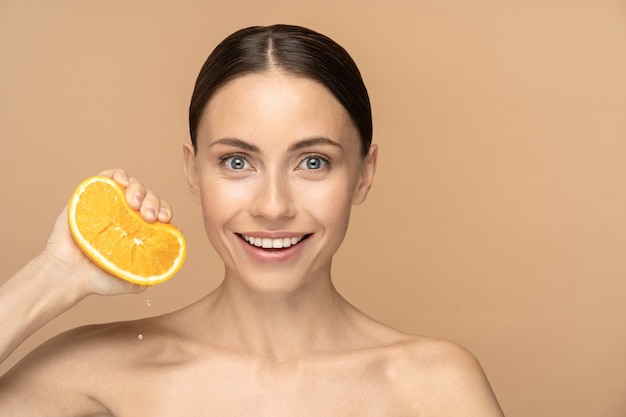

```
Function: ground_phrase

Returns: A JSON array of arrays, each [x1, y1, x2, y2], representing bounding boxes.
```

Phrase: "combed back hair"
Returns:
[[189, 24, 372, 156]]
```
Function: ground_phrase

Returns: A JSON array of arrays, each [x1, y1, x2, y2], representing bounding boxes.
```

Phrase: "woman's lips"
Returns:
[[240, 234, 307, 249], [236, 233, 311, 261]]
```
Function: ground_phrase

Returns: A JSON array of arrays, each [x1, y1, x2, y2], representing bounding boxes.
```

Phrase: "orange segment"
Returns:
[[68, 176, 186, 285]]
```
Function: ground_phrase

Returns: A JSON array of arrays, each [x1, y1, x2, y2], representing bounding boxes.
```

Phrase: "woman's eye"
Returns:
[[299, 156, 328, 170], [223, 156, 250, 170]]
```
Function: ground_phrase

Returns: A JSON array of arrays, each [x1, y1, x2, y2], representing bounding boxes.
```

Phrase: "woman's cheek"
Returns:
[[199, 179, 250, 220], [298, 179, 353, 225]]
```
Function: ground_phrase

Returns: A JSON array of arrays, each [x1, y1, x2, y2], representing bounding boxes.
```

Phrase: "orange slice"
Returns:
[[67, 176, 186, 286]]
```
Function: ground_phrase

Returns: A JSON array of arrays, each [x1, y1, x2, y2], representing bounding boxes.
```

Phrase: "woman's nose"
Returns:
[[249, 173, 296, 221]]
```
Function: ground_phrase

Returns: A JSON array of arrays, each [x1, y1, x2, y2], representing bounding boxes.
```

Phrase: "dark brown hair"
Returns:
[[189, 24, 372, 155]]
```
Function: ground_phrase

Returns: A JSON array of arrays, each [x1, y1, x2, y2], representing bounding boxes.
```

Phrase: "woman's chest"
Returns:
[[98, 356, 410, 417]]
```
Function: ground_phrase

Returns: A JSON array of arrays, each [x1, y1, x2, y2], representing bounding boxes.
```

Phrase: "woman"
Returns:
[[0, 25, 504, 415]]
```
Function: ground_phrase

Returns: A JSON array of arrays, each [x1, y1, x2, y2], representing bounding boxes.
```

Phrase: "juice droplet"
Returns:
[[146, 299, 151, 307], [137, 334, 144, 340]]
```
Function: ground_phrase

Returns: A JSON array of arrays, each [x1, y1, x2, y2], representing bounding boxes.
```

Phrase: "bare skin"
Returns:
[[0, 72, 504, 416]]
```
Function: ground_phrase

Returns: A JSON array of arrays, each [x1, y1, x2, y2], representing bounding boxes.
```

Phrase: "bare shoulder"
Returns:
[[0, 314, 179, 417], [0, 323, 112, 416], [386, 335, 504, 416]]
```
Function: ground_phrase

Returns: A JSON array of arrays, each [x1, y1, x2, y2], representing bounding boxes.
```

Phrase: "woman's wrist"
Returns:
[[5, 254, 85, 334], [30, 252, 89, 313], [0, 254, 85, 364]]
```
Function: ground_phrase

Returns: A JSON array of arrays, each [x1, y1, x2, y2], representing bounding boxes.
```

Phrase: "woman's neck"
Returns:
[[200, 273, 360, 363]]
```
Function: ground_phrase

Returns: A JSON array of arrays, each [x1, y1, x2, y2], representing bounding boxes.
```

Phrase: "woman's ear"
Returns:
[[352, 144, 378, 205], [182, 143, 201, 204]]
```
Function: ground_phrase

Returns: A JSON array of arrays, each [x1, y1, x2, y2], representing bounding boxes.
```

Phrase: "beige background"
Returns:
[[1, 1, 625, 415]]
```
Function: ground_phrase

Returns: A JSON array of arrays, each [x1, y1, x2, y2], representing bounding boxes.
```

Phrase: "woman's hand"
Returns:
[[41, 168, 175, 299], [0, 169, 175, 364]]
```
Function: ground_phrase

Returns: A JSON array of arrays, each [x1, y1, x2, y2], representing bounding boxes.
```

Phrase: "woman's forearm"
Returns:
[[0, 254, 82, 366]]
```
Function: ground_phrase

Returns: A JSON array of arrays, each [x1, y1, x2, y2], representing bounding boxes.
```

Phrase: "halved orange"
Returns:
[[68, 176, 186, 286]]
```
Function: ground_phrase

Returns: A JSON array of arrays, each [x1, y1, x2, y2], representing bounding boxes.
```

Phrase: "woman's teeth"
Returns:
[[241, 235, 305, 249]]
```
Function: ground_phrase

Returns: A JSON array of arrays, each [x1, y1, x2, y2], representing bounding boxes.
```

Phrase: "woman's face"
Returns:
[[184, 71, 377, 294]]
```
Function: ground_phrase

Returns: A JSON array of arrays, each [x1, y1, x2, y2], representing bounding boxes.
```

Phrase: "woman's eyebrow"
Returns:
[[288, 137, 343, 152], [209, 137, 343, 153], [209, 137, 260, 152]]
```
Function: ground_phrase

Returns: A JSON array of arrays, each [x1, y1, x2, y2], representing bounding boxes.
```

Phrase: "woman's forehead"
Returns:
[[205, 72, 345, 118], [196, 72, 360, 150]]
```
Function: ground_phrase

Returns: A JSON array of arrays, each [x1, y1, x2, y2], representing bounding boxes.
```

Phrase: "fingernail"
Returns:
[[134, 193, 143, 205], [158, 207, 169, 220], [145, 207, 156, 221]]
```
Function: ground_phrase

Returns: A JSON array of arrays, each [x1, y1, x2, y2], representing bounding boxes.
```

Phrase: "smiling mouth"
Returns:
[[239, 234, 310, 249]]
